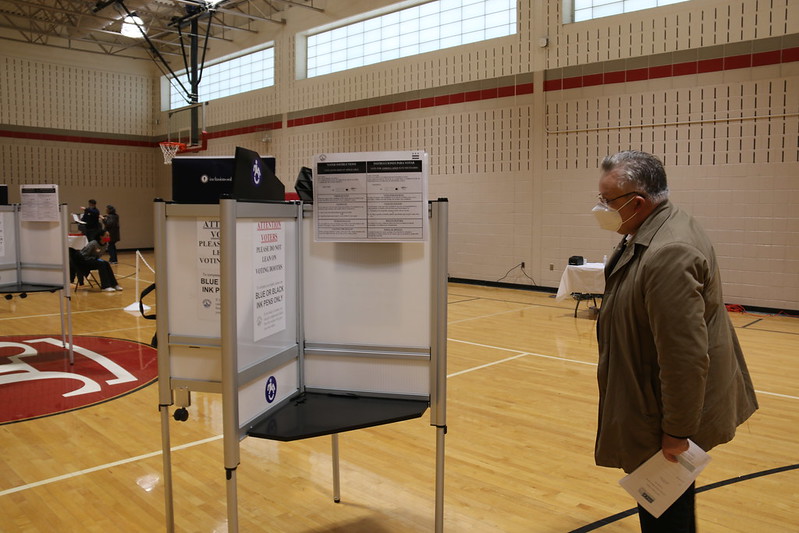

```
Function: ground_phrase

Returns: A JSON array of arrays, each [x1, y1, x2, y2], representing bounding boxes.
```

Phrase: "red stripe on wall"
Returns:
[[543, 79, 562, 91], [648, 64, 672, 79], [543, 45, 798, 92], [672, 61, 698, 76], [516, 82, 534, 95], [752, 50, 781, 67], [582, 73, 603, 87], [1, 122, 282, 146], [285, 82, 533, 127], [782, 46, 799, 62], [4, 43, 796, 145], [697, 57, 724, 73], [0, 129, 155, 147]]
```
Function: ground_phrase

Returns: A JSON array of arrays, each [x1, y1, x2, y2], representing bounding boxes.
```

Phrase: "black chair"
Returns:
[[68, 247, 99, 289]]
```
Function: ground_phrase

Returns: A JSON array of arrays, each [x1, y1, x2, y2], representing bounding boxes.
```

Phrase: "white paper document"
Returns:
[[619, 440, 711, 518], [72, 213, 85, 225], [20, 185, 60, 222], [313, 151, 428, 242]]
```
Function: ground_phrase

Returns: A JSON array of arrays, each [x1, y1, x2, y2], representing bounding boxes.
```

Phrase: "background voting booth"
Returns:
[[154, 152, 448, 532], [0, 187, 74, 361]]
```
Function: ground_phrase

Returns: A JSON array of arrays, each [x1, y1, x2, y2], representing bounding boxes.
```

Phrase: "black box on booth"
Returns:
[[172, 154, 280, 204]]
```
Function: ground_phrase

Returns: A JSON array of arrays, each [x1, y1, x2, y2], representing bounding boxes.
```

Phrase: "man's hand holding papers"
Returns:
[[619, 440, 711, 518]]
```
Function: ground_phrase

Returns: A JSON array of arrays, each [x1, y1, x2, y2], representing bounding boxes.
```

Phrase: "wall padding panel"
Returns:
[[545, 77, 799, 170], [0, 55, 154, 136], [549, 0, 798, 68], [3, 0, 798, 309], [542, 73, 799, 309]]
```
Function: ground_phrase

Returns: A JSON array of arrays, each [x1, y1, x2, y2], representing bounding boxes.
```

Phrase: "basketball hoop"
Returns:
[[159, 141, 186, 165]]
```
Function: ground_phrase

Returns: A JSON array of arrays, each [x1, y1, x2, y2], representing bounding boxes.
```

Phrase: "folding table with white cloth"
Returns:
[[555, 262, 605, 317]]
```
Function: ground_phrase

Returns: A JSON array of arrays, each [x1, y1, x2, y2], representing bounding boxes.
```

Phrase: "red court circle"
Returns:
[[0, 335, 158, 424]]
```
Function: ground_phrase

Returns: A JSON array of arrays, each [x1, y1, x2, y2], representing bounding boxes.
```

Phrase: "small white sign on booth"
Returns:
[[196, 219, 221, 319], [252, 221, 286, 342]]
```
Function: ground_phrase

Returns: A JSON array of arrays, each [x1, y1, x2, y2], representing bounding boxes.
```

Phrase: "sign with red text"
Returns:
[[253, 221, 286, 341]]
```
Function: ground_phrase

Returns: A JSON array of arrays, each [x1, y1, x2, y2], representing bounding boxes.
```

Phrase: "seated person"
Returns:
[[79, 231, 123, 292]]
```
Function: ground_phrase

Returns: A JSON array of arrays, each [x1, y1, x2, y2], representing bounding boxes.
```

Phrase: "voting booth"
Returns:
[[0, 188, 74, 361], [155, 151, 447, 532]]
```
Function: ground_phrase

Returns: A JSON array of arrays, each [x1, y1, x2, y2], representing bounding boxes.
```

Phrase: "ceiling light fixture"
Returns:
[[121, 14, 145, 38]]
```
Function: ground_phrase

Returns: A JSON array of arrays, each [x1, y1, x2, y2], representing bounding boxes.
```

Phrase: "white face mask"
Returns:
[[591, 195, 637, 232]]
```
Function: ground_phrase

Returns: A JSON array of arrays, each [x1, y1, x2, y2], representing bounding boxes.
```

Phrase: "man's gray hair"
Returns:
[[601, 151, 670, 204]]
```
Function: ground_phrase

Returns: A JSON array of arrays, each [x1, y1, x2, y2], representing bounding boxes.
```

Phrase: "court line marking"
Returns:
[[0, 307, 125, 321], [741, 326, 799, 337], [448, 289, 575, 313], [446, 338, 597, 378], [447, 335, 799, 529], [569, 463, 799, 532], [753, 389, 799, 400], [3, 341, 572, 497], [447, 304, 541, 325], [447, 297, 480, 305], [0, 435, 223, 497], [3, 331, 793, 496], [446, 338, 799, 401]]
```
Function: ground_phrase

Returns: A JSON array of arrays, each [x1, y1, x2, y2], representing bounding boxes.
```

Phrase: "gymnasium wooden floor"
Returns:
[[1, 251, 797, 532]]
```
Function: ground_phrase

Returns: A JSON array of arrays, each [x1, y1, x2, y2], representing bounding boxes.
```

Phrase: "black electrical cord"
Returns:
[[496, 262, 537, 286], [519, 264, 538, 286]]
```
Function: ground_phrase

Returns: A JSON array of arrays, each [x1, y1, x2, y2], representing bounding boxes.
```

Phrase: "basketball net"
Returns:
[[159, 141, 186, 165]]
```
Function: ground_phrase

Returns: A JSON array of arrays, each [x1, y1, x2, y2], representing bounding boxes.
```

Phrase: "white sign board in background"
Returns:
[[313, 151, 428, 243]]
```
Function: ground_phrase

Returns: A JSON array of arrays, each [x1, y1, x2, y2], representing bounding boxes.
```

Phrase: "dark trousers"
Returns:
[[637, 482, 696, 533], [87, 259, 117, 289], [107, 242, 118, 263]]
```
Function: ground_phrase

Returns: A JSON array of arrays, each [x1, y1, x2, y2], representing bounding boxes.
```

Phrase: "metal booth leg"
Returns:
[[160, 405, 175, 533], [435, 425, 446, 533], [332, 434, 341, 503]]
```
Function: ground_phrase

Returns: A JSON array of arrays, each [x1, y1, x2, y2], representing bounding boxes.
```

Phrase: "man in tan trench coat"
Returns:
[[592, 151, 758, 532]]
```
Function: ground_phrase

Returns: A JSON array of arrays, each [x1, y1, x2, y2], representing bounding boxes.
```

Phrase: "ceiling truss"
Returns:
[[0, 0, 323, 61]]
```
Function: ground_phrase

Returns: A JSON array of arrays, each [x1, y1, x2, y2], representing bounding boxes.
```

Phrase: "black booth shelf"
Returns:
[[0, 282, 62, 296], [247, 392, 429, 442]]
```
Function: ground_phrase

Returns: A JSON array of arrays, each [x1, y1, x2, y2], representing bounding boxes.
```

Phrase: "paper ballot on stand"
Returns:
[[619, 440, 711, 518]]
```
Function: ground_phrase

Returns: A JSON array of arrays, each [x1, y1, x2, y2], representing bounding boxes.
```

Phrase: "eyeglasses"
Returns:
[[596, 191, 644, 208]]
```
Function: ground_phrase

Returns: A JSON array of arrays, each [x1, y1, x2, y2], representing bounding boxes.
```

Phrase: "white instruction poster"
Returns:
[[313, 151, 428, 242], [20, 185, 59, 222], [253, 221, 286, 341], [197, 219, 221, 319]]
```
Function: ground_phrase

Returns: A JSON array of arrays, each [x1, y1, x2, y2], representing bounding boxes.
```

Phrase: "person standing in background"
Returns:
[[102, 205, 120, 264], [591, 150, 758, 532], [79, 199, 102, 243]]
